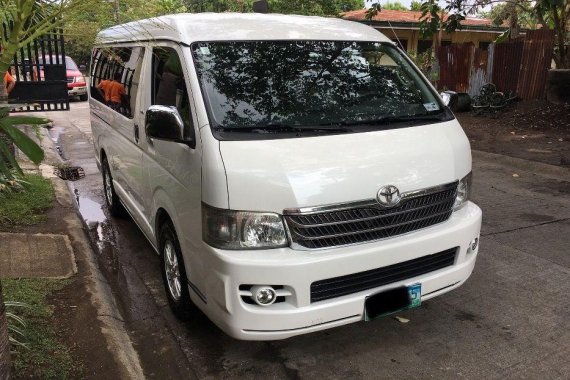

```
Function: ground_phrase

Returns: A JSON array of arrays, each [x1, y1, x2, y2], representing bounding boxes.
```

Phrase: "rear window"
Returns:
[[37, 56, 78, 70]]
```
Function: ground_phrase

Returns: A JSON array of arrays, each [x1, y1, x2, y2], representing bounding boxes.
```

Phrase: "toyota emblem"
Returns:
[[376, 185, 401, 208]]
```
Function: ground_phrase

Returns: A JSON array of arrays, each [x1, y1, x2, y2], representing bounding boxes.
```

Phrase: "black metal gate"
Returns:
[[4, 24, 69, 112]]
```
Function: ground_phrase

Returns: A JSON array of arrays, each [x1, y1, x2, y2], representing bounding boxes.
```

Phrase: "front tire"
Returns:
[[102, 157, 125, 217], [79, 94, 88, 101], [159, 222, 192, 318]]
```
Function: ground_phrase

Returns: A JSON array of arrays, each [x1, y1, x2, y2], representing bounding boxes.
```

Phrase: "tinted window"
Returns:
[[192, 41, 443, 135], [90, 47, 144, 118], [151, 47, 194, 140]]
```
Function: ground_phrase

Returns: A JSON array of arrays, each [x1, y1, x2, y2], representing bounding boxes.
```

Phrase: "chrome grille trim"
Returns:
[[283, 181, 458, 250], [283, 181, 458, 215], [285, 196, 454, 228], [291, 209, 453, 241]]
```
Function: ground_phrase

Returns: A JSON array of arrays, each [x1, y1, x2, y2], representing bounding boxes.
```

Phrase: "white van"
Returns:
[[90, 13, 482, 340]]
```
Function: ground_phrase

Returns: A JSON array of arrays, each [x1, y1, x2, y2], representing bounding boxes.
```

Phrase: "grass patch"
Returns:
[[2, 278, 81, 379], [0, 174, 54, 225]]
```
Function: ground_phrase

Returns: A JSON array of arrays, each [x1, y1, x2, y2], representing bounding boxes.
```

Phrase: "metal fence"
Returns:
[[517, 29, 555, 99], [2, 22, 69, 112], [436, 29, 555, 100]]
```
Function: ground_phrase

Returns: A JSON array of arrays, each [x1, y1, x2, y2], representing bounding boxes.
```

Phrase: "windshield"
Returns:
[[192, 41, 448, 138]]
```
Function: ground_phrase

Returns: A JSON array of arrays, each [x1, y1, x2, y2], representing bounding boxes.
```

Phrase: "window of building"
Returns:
[[151, 47, 195, 142], [417, 39, 433, 54], [479, 41, 492, 51], [90, 47, 144, 118]]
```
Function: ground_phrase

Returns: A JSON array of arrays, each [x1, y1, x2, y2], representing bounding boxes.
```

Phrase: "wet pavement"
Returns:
[[46, 102, 570, 379]]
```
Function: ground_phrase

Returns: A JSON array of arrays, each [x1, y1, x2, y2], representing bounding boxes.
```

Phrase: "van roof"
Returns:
[[95, 13, 391, 46]]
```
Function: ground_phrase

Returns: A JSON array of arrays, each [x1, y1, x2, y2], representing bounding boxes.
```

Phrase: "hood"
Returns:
[[219, 120, 471, 213]]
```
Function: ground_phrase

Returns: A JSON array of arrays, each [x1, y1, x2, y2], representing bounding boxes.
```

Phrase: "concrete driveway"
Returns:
[[47, 101, 570, 379]]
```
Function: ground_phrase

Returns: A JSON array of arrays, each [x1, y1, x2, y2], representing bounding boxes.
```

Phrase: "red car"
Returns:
[[37, 55, 88, 101]]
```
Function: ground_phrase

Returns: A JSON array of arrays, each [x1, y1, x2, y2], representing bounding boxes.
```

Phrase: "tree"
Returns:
[[64, 0, 189, 64], [65, 0, 365, 63], [410, 1, 422, 11], [383, 2, 409, 11], [183, 0, 362, 15], [184, 0, 255, 12], [269, 0, 363, 16], [417, 0, 569, 68]]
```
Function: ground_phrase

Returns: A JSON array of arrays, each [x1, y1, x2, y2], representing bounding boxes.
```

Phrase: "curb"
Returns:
[[37, 124, 145, 380], [472, 149, 570, 181]]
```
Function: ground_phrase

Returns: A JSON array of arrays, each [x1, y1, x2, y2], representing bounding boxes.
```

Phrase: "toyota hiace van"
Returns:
[[89, 13, 482, 340]]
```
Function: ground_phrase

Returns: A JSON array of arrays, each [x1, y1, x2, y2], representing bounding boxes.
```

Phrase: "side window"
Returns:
[[90, 46, 144, 119], [151, 47, 194, 140]]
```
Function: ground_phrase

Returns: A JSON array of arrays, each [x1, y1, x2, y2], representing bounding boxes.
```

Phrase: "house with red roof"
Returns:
[[342, 9, 510, 53]]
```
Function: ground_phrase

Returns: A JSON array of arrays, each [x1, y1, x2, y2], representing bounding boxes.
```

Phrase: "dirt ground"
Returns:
[[457, 100, 570, 167]]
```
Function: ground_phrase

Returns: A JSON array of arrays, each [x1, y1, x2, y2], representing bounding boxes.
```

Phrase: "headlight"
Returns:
[[454, 172, 472, 210], [74, 76, 85, 83], [202, 203, 288, 249]]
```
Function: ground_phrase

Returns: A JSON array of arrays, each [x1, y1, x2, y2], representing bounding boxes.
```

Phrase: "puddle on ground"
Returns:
[[47, 126, 67, 160], [47, 125, 64, 143], [75, 191, 107, 225]]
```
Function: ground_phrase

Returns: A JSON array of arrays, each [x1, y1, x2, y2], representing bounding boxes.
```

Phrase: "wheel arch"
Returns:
[[100, 148, 107, 162], [155, 207, 174, 247]]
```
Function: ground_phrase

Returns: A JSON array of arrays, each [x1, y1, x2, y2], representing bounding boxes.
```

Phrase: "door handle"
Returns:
[[134, 124, 139, 143]]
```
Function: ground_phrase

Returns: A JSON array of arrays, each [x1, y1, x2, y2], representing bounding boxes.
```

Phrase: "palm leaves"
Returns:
[[5, 302, 28, 353], [0, 105, 48, 180]]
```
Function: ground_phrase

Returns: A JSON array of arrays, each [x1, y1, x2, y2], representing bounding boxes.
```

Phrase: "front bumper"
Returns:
[[195, 202, 482, 340]]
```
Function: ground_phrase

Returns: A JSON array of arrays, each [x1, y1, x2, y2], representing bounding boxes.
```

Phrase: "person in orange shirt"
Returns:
[[107, 72, 125, 110], [3, 66, 16, 95], [96, 78, 111, 103]]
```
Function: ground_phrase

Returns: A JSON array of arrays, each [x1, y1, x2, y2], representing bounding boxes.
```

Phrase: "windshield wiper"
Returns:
[[331, 110, 451, 128], [215, 123, 350, 134]]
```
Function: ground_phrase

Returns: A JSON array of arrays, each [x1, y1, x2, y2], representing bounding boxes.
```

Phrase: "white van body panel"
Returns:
[[220, 120, 471, 212], [96, 13, 392, 45], [91, 13, 482, 340], [200, 202, 481, 339]]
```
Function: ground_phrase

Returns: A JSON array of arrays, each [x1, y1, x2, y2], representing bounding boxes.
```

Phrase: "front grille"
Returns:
[[311, 248, 457, 302], [284, 182, 457, 249]]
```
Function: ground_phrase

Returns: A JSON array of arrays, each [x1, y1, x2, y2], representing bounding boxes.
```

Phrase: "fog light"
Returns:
[[470, 237, 479, 251], [251, 286, 276, 306]]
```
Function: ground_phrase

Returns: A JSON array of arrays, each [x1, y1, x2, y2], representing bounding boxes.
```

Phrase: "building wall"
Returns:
[[375, 28, 501, 53]]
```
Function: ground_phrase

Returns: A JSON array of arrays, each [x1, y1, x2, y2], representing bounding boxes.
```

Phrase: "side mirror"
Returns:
[[440, 90, 457, 108], [145, 105, 185, 143]]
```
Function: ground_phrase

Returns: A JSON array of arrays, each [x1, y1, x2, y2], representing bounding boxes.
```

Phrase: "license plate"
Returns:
[[364, 283, 421, 321]]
